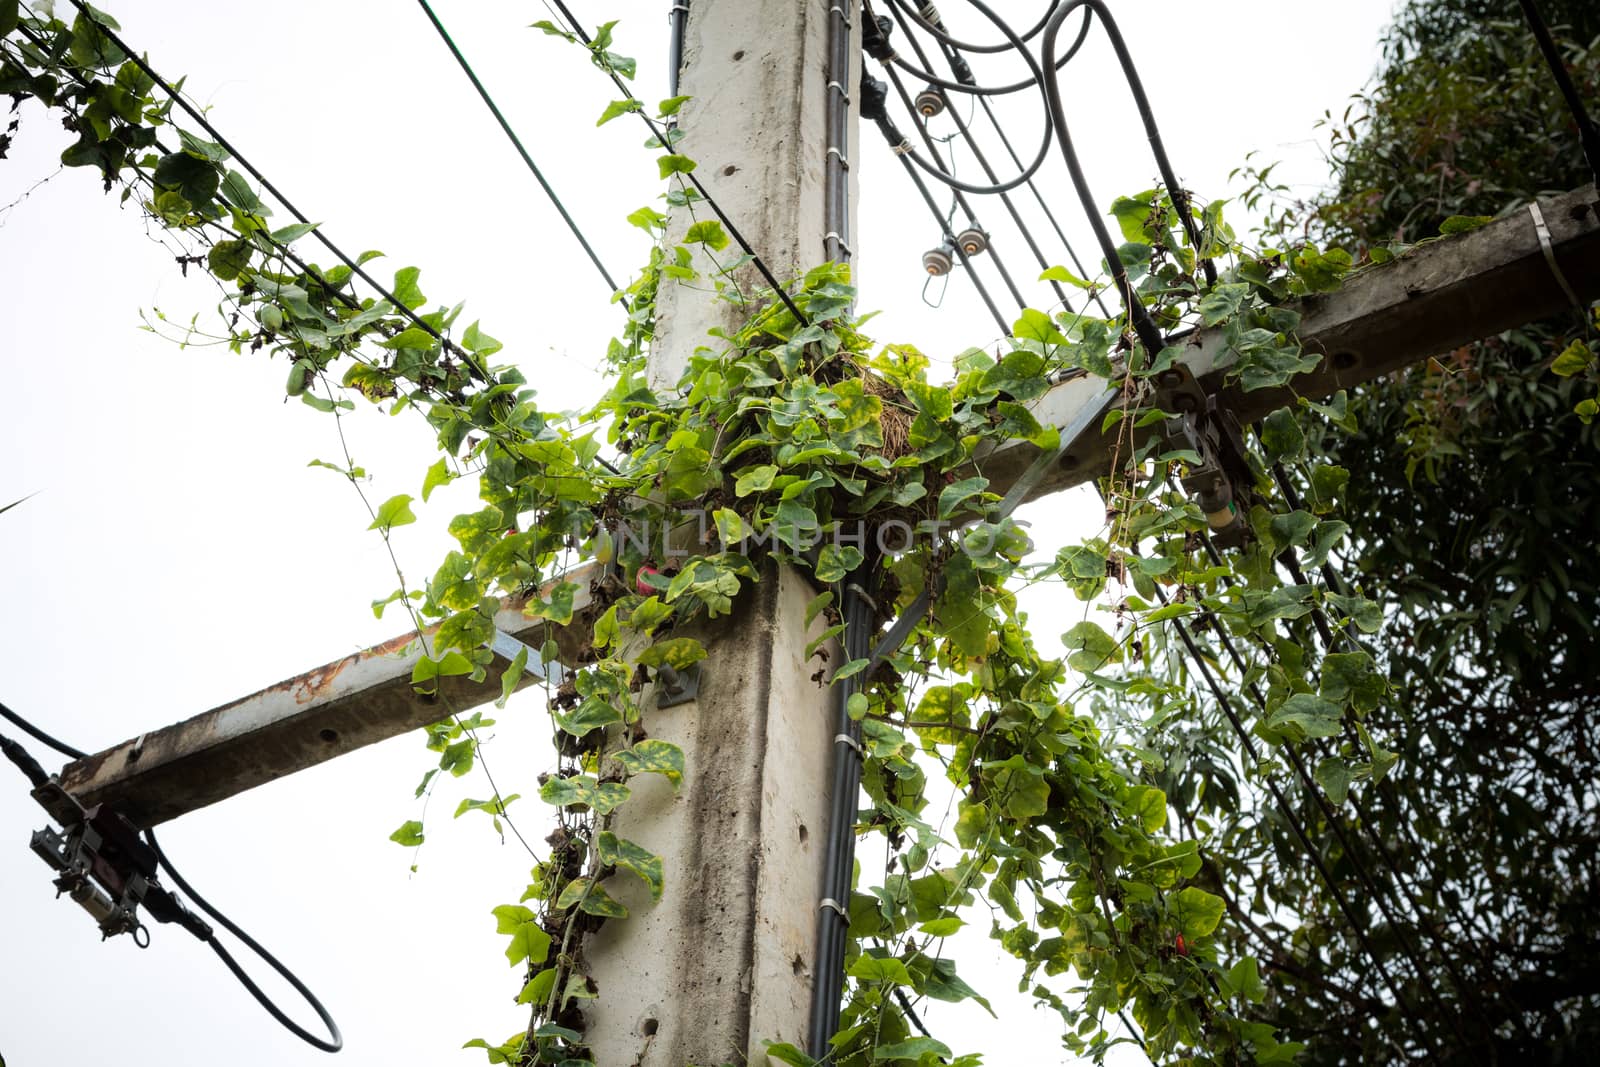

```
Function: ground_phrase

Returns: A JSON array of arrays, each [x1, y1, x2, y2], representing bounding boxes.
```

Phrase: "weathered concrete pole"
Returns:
[[582, 2, 857, 1064]]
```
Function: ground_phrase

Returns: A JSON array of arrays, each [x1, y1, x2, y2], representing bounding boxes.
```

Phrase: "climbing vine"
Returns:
[[1, 5, 1422, 1065]]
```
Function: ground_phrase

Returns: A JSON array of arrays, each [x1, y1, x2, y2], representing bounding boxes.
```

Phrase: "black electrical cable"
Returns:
[[0, 699, 342, 1052], [807, 570, 878, 1057], [1184, 537, 1471, 1044], [1, 698, 87, 760], [871, 0, 1057, 196], [875, 14, 1057, 310], [667, 0, 689, 100], [144, 829, 343, 1053], [880, 0, 1092, 97], [903, 0, 1062, 54], [1516, 0, 1600, 187], [1041, 2, 1217, 290], [1151, 598, 1431, 1038], [1, 731, 51, 789], [969, 85, 1111, 317], [414, 0, 627, 302], [879, 65, 1029, 310], [542, 0, 810, 326], [871, 108, 1012, 336], [1037, 3, 1165, 356]]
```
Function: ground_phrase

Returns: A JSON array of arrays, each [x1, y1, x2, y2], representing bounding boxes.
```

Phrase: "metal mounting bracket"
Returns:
[[655, 662, 702, 708]]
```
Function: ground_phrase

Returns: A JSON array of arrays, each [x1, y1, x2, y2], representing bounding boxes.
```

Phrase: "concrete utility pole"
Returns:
[[34, 17, 1600, 1059], [579, 2, 859, 1063]]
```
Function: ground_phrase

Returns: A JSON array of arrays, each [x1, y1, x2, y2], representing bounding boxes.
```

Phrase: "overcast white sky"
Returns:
[[0, 2, 1396, 1064]]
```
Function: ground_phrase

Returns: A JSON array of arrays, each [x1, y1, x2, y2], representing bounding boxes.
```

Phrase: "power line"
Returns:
[[414, 0, 628, 302], [540, 0, 809, 326]]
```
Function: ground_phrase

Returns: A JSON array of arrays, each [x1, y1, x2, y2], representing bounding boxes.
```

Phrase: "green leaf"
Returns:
[[597, 98, 641, 125], [1226, 956, 1267, 1004], [368, 494, 416, 532], [1315, 756, 1352, 806], [815, 543, 863, 583], [847, 955, 913, 985], [1258, 407, 1305, 464], [1126, 784, 1167, 833], [685, 219, 730, 250], [1062, 621, 1119, 671], [596, 831, 664, 900], [615, 739, 685, 787], [1198, 282, 1252, 326], [517, 969, 557, 1006], [1269, 693, 1343, 739], [268, 221, 319, 245], [420, 458, 453, 502], [496, 646, 527, 710], [874, 1038, 952, 1060], [556, 878, 629, 918], [1039, 264, 1090, 288], [657, 153, 697, 178], [735, 464, 778, 496], [1551, 339, 1594, 377], [392, 266, 426, 310], [1173, 886, 1225, 939], [764, 1043, 819, 1067], [461, 320, 503, 356], [492, 904, 552, 968], [388, 820, 425, 847], [1439, 214, 1493, 235], [659, 94, 691, 116], [206, 238, 253, 281], [637, 637, 707, 670], [938, 475, 989, 519]]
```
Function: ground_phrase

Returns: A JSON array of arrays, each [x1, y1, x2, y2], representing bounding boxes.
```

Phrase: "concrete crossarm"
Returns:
[[977, 184, 1600, 504], [56, 563, 604, 828], [53, 186, 1600, 829]]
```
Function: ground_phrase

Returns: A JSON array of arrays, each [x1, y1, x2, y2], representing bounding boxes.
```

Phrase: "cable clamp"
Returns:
[[1529, 201, 1584, 313], [828, 4, 852, 28], [819, 897, 848, 918], [826, 145, 850, 169], [833, 733, 863, 757], [825, 230, 854, 257], [827, 80, 850, 103]]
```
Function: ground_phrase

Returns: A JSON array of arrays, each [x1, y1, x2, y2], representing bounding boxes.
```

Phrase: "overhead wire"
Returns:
[[413, 0, 628, 302], [41, 2, 625, 482], [874, 6, 1061, 310], [540, 0, 810, 325], [1515, 0, 1600, 187]]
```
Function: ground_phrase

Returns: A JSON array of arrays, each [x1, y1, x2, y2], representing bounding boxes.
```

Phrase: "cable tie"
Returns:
[[1528, 201, 1584, 313], [892, 139, 913, 156], [819, 897, 848, 918], [833, 733, 863, 757]]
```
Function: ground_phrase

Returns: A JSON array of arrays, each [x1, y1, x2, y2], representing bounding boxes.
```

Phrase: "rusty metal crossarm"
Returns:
[[57, 563, 604, 828]]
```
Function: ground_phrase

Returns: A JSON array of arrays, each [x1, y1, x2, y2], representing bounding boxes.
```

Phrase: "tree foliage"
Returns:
[[1224, 1, 1600, 1060]]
